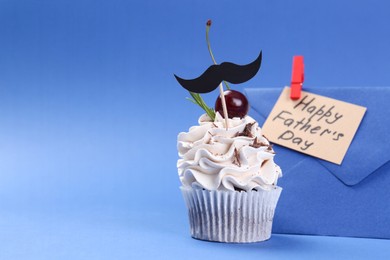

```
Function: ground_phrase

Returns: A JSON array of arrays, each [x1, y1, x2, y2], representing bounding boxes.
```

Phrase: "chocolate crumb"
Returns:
[[250, 137, 270, 148], [232, 148, 241, 167], [234, 187, 246, 192], [207, 131, 214, 136], [261, 159, 269, 167], [237, 122, 255, 137]]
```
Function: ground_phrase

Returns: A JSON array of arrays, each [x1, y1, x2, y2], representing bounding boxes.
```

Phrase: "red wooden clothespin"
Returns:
[[290, 56, 304, 100]]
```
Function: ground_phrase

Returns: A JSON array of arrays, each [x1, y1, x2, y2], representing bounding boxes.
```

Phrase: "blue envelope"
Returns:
[[244, 87, 390, 239]]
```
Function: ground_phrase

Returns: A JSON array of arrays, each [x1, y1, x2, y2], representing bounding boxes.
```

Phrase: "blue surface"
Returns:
[[1, 208, 390, 259], [1, 0, 390, 259]]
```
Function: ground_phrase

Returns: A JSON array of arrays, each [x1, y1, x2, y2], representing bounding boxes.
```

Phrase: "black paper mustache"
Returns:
[[174, 51, 262, 93]]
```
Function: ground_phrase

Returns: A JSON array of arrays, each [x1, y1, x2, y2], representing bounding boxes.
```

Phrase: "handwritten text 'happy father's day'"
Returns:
[[261, 87, 366, 164], [273, 95, 344, 151]]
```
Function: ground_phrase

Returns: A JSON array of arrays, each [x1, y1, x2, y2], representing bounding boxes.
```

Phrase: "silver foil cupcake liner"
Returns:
[[180, 186, 282, 243]]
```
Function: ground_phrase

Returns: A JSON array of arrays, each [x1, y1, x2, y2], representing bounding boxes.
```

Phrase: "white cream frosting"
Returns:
[[177, 113, 282, 191]]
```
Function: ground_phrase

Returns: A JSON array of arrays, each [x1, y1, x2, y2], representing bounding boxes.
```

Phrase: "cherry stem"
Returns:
[[206, 20, 229, 129], [206, 22, 230, 90]]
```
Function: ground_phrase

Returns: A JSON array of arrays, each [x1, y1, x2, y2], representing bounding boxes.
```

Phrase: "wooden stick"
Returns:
[[218, 83, 229, 129]]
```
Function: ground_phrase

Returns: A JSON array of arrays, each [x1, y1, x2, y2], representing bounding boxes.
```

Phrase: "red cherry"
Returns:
[[215, 90, 249, 119]]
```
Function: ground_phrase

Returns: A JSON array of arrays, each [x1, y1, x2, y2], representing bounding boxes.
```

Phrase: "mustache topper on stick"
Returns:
[[174, 51, 262, 93]]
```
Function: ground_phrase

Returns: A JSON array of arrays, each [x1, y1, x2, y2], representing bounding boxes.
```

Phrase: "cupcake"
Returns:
[[177, 112, 282, 243], [174, 20, 282, 243]]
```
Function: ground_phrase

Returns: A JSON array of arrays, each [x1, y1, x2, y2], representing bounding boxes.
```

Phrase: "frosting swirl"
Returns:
[[177, 113, 282, 191]]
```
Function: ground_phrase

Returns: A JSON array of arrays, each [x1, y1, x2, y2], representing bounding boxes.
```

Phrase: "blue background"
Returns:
[[1, 0, 390, 259]]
